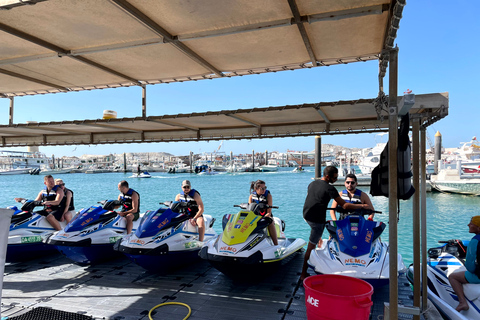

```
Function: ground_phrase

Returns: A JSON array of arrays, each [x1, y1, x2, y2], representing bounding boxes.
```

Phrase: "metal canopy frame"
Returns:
[[0, 1, 445, 319], [0, 93, 448, 147]]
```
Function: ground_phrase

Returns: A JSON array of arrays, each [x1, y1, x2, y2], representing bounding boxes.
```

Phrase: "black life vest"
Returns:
[[370, 113, 415, 200]]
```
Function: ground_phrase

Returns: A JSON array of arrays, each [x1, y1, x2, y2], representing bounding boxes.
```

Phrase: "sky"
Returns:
[[0, 1, 478, 157]]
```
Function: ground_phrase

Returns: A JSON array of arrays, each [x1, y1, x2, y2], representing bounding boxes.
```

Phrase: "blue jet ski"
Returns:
[[308, 208, 406, 287], [114, 201, 217, 272], [6, 200, 66, 261], [46, 199, 141, 265]]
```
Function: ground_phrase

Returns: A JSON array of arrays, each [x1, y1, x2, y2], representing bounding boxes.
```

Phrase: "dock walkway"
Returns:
[[1, 252, 421, 320]]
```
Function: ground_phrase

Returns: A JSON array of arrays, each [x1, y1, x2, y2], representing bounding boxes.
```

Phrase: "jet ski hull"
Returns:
[[406, 240, 480, 320], [6, 242, 57, 261], [115, 208, 217, 273], [200, 236, 306, 279], [52, 241, 123, 265]]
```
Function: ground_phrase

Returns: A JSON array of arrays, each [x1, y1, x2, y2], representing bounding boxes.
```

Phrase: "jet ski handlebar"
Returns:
[[234, 203, 278, 216], [97, 200, 123, 211], [20, 200, 44, 212], [327, 207, 382, 215]]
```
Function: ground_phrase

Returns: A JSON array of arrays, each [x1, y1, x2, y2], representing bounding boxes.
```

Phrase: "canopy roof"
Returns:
[[0, 92, 448, 147], [0, 0, 402, 97], [0, 0, 448, 149]]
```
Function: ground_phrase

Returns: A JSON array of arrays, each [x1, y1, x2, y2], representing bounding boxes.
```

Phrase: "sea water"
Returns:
[[3, 167, 480, 265]]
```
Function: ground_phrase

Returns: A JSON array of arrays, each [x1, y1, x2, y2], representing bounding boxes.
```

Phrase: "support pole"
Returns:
[[315, 136, 321, 179], [123, 152, 127, 172], [387, 47, 399, 320], [434, 131, 442, 174], [189, 151, 193, 172], [420, 127, 428, 310], [142, 85, 147, 118], [9, 97, 14, 126], [252, 150, 255, 170], [265, 150, 268, 166], [412, 118, 421, 320]]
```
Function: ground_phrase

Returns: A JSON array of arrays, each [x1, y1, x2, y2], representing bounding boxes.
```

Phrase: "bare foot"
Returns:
[[455, 302, 469, 312]]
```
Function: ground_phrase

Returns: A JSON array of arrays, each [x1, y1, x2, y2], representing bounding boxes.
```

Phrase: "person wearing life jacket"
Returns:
[[14, 174, 65, 231], [448, 216, 480, 312], [175, 180, 205, 242], [117, 180, 140, 234], [301, 166, 373, 281], [248, 179, 278, 246], [55, 178, 75, 224], [330, 173, 375, 221]]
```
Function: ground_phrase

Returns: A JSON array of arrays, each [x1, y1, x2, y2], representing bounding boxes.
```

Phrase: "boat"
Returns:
[[6, 200, 67, 261], [167, 162, 190, 173], [46, 199, 141, 265], [39, 167, 74, 175], [199, 202, 306, 279], [0, 167, 32, 175], [293, 166, 305, 172], [131, 171, 151, 178], [462, 164, 480, 174], [258, 164, 278, 172], [430, 169, 480, 196], [406, 239, 480, 320], [307, 209, 406, 287], [0, 150, 52, 170], [114, 201, 217, 272], [358, 133, 388, 175]]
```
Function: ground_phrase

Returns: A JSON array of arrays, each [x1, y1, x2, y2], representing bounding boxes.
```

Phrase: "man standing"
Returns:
[[330, 173, 375, 221], [117, 180, 140, 234], [300, 166, 371, 281]]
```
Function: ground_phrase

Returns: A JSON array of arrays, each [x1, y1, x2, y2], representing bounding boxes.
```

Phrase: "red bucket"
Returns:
[[303, 274, 374, 320]]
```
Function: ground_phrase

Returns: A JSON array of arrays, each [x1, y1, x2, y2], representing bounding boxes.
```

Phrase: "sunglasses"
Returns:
[[346, 181, 356, 185], [256, 186, 266, 190], [57, 183, 65, 186], [182, 186, 190, 189]]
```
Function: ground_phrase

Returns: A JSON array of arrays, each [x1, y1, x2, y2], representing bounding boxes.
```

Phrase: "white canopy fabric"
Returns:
[[0, 0, 401, 97]]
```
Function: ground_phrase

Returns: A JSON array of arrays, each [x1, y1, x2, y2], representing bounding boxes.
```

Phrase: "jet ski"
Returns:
[[131, 171, 151, 178], [199, 202, 306, 278], [307, 209, 406, 287], [114, 201, 216, 272], [6, 200, 66, 261], [45, 199, 140, 265], [406, 239, 480, 320]]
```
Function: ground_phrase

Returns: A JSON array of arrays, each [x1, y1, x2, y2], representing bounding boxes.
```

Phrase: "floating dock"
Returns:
[[1, 252, 422, 319]]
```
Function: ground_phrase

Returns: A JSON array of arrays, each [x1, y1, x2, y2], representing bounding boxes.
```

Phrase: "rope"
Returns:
[[148, 302, 191, 320]]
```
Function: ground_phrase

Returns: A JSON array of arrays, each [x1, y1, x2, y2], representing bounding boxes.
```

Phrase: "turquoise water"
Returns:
[[4, 168, 480, 265]]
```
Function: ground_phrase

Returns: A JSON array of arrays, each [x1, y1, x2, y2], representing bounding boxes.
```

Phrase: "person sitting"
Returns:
[[175, 180, 205, 242], [448, 216, 480, 312], [330, 173, 375, 221], [15, 175, 65, 231], [55, 178, 75, 223], [117, 180, 140, 234], [248, 179, 278, 246]]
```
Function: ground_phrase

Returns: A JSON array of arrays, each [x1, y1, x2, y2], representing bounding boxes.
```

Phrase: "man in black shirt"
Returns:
[[301, 166, 371, 281]]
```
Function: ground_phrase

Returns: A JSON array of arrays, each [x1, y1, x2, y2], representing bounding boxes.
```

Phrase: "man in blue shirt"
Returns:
[[448, 216, 480, 311]]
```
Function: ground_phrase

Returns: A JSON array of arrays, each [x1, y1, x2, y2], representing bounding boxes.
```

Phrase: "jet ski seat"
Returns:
[[464, 283, 480, 301]]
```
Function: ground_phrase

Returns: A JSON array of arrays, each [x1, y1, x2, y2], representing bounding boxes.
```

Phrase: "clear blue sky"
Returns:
[[0, 1, 477, 157]]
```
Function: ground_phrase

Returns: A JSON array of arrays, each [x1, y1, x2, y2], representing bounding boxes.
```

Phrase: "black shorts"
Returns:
[[36, 209, 63, 221], [127, 211, 140, 221], [306, 220, 326, 245]]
